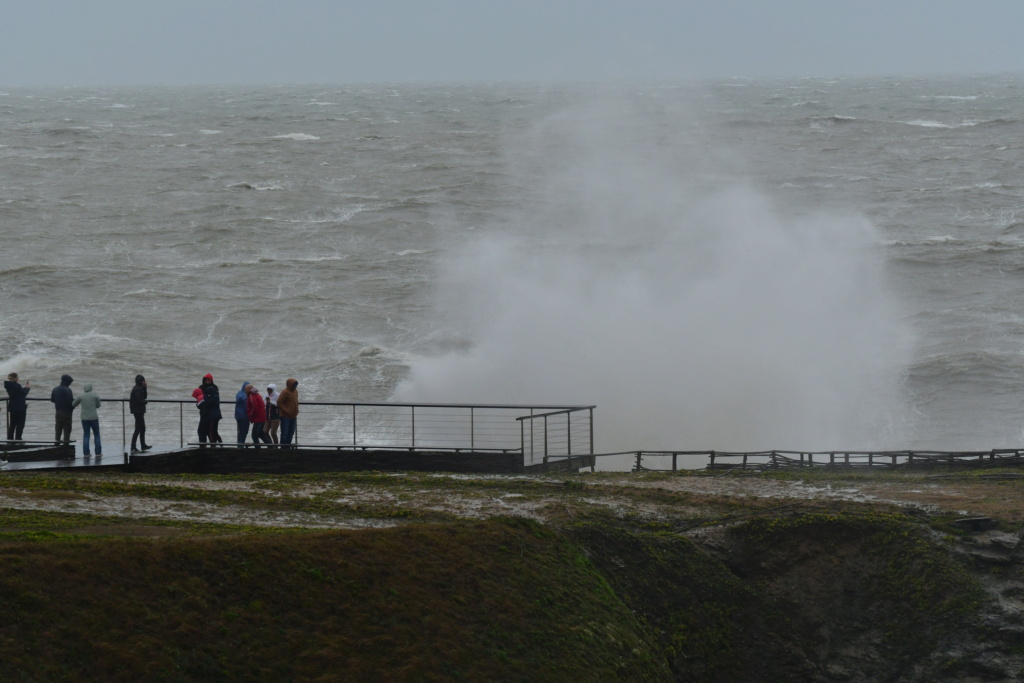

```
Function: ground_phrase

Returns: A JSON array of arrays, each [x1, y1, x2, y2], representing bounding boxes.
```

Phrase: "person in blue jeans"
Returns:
[[72, 382, 102, 456], [235, 381, 251, 444], [277, 378, 299, 446]]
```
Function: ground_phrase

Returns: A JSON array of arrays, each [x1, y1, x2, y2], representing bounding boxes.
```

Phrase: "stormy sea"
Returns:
[[3, 75, 1024, 454]]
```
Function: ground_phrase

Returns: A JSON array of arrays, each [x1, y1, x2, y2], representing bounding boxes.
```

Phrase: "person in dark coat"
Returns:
[[235, 381, 251, 445], [50, 374, 74, 446], [130, 374, 151, 453], [5, 372, 31, 440], [197, 373, 222, 445]]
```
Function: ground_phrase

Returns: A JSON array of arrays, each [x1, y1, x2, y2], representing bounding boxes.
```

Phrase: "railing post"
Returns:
[[122, 401, 126, 455], [530, 408, 535, 458], [470, 407, 475, 451], [543, 415, 548, 459], [566, 412, 571, 456], [672, 453, 677, 471], [179, 402, 184, 448], [411, 406, 415, 449], [635, 451, 642, 471], [352, 404, 357, 446], [520, 416, 525, 459], [589, 407, 594, 454]]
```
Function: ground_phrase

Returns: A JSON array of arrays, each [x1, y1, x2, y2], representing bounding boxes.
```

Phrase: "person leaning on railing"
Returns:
[[277, 378, 299, 447], [50, 374, 74, 445]]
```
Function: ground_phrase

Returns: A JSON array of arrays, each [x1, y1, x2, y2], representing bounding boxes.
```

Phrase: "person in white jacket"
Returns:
[[72, 383, 102, 457], [265, 384, 280, 444]]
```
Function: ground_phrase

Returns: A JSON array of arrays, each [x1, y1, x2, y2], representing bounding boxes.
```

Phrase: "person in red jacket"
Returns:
[[246, 384, 271, 447]]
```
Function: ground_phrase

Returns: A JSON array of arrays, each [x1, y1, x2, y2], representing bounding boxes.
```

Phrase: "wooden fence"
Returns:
[[596, 449, 1024, 472]]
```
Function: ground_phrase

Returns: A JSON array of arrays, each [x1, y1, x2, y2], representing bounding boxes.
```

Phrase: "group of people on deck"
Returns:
[[4, 372, 105, 455], [191, 374, 299, 448], [2, 372, 300, 456]]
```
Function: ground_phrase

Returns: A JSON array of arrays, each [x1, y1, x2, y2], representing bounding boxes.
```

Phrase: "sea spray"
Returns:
[[397, 95, 913, 452]]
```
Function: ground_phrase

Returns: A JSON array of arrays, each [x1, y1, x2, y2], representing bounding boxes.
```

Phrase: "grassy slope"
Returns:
[[0, 469, 1017, 681], [0, 519, 668, 682]]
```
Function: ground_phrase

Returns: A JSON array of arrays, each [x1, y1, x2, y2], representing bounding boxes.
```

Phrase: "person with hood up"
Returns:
[[277, 378, 299, 446], [72, 383, 102, 457], [130, 374, 151, 453], [50, 374, 74, 446], [197, 374, 222, 446], [5, 373, 31, 440], [265, 384, 280, 444], [246, 384, 271, 447], [235, 381, 251, 445]]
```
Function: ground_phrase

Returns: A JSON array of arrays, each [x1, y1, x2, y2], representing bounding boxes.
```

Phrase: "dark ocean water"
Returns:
[[2, 76, 1024, 451]]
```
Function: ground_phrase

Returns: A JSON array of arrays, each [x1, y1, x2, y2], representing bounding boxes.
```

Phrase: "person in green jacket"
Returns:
[[72, 383, 102, 457]]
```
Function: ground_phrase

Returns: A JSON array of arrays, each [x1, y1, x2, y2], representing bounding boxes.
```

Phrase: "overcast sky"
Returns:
[[3, 1, 1022, 86]]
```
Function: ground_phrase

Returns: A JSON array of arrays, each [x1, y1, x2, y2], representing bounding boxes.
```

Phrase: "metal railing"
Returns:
[[518, 407, 595, 463], [3, 397, 595, 462]]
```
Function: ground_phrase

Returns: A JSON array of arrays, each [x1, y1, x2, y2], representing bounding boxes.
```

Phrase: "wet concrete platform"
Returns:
[[1, 444, 595, 475], [0, 445, 183, 472]]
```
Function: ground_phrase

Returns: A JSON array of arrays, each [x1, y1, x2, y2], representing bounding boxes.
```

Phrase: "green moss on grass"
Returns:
[[0, 518, 670, 682]]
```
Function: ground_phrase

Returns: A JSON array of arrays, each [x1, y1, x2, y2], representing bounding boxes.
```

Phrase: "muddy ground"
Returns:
[[1, 468, 1021, 534]]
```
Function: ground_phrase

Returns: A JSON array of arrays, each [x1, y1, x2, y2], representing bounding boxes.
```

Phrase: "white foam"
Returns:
[[122, 288, 191, 299], [272, 133, 320, 141], [66, 331, 138, 346], [0, 354, 42, 376], [256, 254, 348, 264], [283, 205, 378, 224], [882, 235, 958, 247], [200, 129, 222, 135], [901, 119, 988, 129]]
